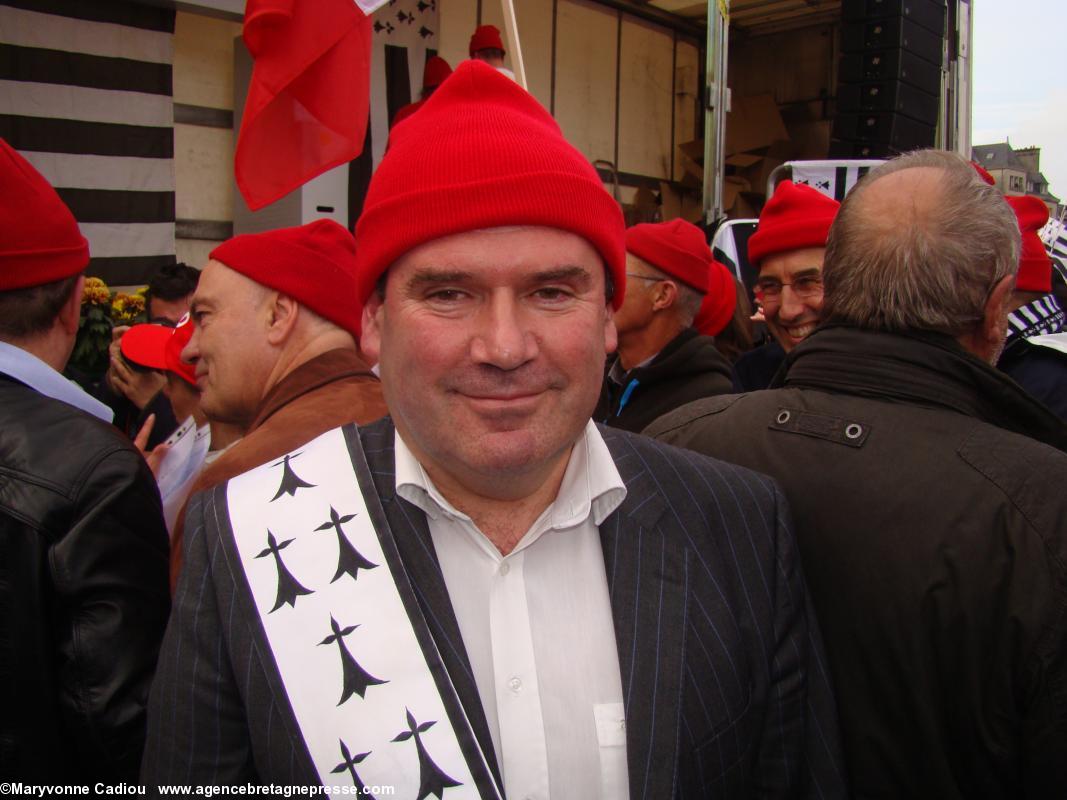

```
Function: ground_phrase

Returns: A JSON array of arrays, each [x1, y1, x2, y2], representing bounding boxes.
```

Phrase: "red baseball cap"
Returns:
[[121, 312, 197, 386]]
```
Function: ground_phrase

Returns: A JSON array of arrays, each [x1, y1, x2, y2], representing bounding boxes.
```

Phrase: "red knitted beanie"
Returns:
[[747, 181, 840, 268], [423, 56, 452, 89], [1007, 195, 1052, 294], [626, 218, 711, 292], [469, 24, 505, 56], [211, 219, 361, 336], [0, 138, 89, 290], [121, 313, 197, 386], [971, 161, 996, 185], [354, 60, 625, 315], [693, 260, 738, 337]]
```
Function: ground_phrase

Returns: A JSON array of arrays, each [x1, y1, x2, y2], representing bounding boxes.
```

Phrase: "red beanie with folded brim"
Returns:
[[469, 24, 505, 57], [626, 218, 712, 292], [354, 60, 625, 321], [211, 219, 361, 337], [423, 56, 452, 89], [1007, 195, 1052, 294], [748, 181, 840, 268], [693, 260, 738, 337], [0, 138, 89, 290]]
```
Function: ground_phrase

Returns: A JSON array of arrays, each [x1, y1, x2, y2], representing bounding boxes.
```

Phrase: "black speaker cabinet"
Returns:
[[831, 111, 936, 156], [837, 79, 940, 125], [839, 47, 942, 95], [842, 0, 947, 37], [841, 15, 944, 65]]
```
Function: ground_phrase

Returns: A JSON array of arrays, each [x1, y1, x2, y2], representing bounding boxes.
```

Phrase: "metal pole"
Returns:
[[703, 0, 729, 226], [500, 0, 528, 90]]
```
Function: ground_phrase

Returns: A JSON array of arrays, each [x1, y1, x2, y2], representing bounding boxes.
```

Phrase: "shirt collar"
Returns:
[[395, 419, 627, 531], [0, 341, 113, 423]]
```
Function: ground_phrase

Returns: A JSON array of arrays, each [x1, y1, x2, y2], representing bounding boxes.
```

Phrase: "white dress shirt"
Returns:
[[0, 340, 113, 422], [396, 421, 630, 800]]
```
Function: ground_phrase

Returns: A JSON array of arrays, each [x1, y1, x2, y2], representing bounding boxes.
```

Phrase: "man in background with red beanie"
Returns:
[[144, 62, 844, 798], [650, 150, 1067, 798], [733, 180, 840, 391], [391, 55, 452, 128], [162, 219, 388, 589], [0, 139, 170, 780], [595, 218, 734, 433], [468, 23, 515, 80], [996, 194, 1067, 419]]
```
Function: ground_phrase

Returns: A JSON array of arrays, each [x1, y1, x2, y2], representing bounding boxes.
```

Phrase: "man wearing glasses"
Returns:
[[649, 150, 1067, 799], [733, 180, 840, 390]]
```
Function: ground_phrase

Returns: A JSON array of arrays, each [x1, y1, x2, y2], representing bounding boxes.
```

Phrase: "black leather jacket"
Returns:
[[0, 373, 171, 781]]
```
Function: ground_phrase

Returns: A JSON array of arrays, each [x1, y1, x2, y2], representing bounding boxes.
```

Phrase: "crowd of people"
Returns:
[[2, 42, 1066, 800]]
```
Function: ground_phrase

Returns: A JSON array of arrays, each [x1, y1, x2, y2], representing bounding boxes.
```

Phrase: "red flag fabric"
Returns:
[[236, 0, 371, 211]]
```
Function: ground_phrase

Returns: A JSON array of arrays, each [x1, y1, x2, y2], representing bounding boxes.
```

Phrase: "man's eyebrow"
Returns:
[[405, 268, 474, 290], [529, 265, 594, 284], [790, 268, 823, 279]]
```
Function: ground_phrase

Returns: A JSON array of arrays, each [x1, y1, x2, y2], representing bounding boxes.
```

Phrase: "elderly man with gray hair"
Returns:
[[648, 149, 1067, 799]]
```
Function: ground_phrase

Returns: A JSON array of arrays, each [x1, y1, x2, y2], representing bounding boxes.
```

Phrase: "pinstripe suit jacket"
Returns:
[[143, 418, 845, 798]]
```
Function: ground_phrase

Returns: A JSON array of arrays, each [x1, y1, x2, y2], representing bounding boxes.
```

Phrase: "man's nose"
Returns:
[[469, 294, 538, 369], [777, 286, 807, 320], [181, 327, 200, 364]]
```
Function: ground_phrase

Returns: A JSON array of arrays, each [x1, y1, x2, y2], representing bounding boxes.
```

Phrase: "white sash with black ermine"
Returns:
[[225, 425, 501, 798]]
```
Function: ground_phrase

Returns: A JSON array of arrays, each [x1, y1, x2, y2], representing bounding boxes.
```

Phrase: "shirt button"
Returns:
[[499, 562, 510, 576], [508, 677, 522, 693]]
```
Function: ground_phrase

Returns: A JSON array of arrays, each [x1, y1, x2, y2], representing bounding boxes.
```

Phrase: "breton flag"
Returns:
[[236, 0, 373, 211], [0, 0, 176, 286]]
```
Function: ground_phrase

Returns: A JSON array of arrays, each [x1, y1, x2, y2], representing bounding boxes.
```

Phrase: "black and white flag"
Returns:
[[0, 0, 176, 286]]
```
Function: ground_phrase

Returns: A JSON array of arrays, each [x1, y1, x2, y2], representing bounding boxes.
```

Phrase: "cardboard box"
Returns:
[[724, 93, 790, 157]]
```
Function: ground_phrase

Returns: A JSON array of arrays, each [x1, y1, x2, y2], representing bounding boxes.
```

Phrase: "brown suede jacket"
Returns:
[[169, 348, 387, 590]]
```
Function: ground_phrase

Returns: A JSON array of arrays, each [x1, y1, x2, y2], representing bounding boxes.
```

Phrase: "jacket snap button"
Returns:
[[845, 423, 863, 439], [776, 410, 791, 424]]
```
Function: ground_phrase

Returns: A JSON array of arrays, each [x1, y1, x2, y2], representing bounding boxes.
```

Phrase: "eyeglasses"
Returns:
[[754, 275, 823, 304], [625, 273, 664, 282]]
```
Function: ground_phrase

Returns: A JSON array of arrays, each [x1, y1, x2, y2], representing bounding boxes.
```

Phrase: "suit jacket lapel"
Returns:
[[357, 419, 503, 791], [600, 427, 689, 800]]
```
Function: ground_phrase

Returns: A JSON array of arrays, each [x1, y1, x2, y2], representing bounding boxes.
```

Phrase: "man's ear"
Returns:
[[603, 301, 618, 355], [651, 280, 678, 312], [58, 275, 85, 336], [265, 292, 299, 345], [360, 292, 384, 363], [982, 274, 1015, 349]]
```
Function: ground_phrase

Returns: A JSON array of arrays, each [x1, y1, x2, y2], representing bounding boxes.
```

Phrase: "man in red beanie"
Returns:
[[595, 218, 734, 433], [164, 218, 388, 589], [650, 150, 1067, 799], [144, 61, 844, 798], [996, 194, 1067, 419], [733, 180, 840, 391], [468, 23, 515, 79], [391, 55, 453, 128], [0, 139, 170, 780]]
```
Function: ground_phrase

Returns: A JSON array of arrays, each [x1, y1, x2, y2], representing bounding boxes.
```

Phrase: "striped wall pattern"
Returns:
[[0, 0, 176, 285]]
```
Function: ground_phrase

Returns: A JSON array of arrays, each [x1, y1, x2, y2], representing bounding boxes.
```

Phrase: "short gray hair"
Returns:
[[822, 149, 1020, 336], [629, 256, 705, 327]]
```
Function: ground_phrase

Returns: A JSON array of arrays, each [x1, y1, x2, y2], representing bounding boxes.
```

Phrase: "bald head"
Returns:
[[822, 150, 1020, 339]]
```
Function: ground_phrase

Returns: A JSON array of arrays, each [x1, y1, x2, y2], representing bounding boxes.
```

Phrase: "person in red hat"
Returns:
[[694, 264, 754, 363], [163, 218, 388, 590], [468, 23, 515, 79], [390, 55, 453, 128], [144, 61, 844, 797], [0, 139, 170, 780], [995, 194, 1067, 419], [650, 149, 1067, 799], [594, 218, 734, 432], [733, 180, 840, 391]]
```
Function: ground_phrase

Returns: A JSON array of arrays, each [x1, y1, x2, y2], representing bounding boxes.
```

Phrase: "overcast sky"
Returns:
[[971, 0, 1066, 205]]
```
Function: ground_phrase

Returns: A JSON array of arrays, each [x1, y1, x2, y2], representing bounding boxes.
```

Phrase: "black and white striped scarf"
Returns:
[[1006, 294, 1066, 344]]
